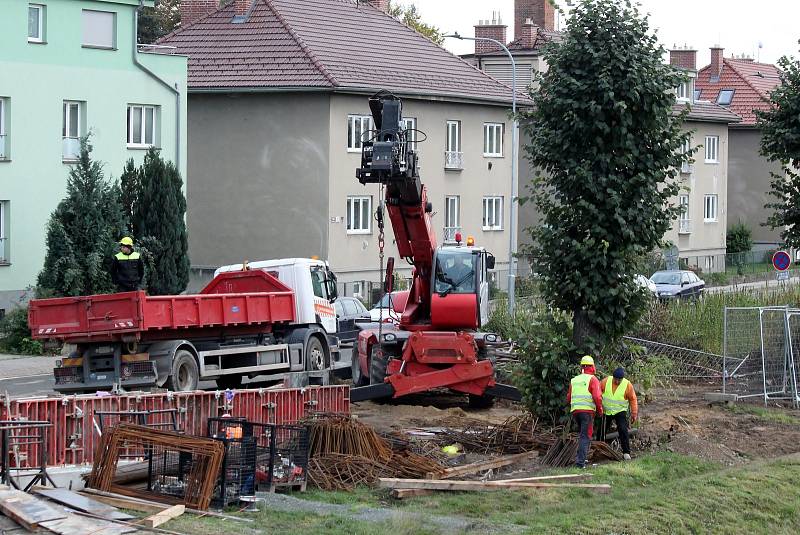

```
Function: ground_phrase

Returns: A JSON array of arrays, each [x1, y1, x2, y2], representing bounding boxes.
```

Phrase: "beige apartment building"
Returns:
[[161, 0, 521, 299]]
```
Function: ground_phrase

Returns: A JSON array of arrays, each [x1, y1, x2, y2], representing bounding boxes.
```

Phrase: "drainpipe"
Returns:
[[132, 0, 182, 171]]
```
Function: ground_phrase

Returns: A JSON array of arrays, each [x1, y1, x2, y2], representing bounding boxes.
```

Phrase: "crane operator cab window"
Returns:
[[435, 250, 478, 295], [311, 266, 338, 302]]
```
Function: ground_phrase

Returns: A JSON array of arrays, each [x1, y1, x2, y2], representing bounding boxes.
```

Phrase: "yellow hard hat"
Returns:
[[119, 237, 134, 246], [580, 355, 595, 366]]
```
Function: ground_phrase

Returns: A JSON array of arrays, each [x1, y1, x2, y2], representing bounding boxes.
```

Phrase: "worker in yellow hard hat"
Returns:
[[566, 355, 603, 468], [111, 237, 144, 292]]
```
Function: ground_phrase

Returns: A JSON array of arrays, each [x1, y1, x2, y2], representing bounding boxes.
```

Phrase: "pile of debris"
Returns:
[[306, 415, 446, 490]]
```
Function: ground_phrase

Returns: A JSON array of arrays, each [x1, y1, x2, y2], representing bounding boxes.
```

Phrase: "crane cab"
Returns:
[[431, 244, 495, 329]]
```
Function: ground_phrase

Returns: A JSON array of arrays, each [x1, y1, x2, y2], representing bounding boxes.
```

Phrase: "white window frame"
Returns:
[[0, 98, 7, 159], [82, 9, 116, 49], [352, 281, 363, 299], [704, 135, 719, 163], [403, 117, 417, 151], [676, 81, 689, 101], [346, 196, 372, 235], [127, 105, 157, 148], [62, 101, 82, 161], [444, 195, 461, 242], [482, 196, 503, 231], [678, 194, 690, 221], [483, 123, 504, 157], [347, 114, 372, 152], [28, 4, 44, 43], [0, 201, 7, 263], [446, 120, 461, 153], [703, 194, 718, 222]]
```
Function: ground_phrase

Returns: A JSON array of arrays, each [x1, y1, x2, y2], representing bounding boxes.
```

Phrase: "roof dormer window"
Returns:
[[717, 89, 735, 106]]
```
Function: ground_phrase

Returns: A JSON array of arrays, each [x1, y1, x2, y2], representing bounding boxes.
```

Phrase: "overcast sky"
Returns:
[[406, 0, 800, 66]]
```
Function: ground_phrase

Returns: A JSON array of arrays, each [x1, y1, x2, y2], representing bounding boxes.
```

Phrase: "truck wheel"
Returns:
[[216, 375, 242, 390], [351, 346, 368, 387], [305, 336, 327, 371], [369, 345, 389, 385], [167, 350, 199, 392]]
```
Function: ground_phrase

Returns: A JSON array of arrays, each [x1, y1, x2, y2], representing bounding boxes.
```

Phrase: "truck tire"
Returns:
[[216, 375, 242, 390], [468, 347, 496, 409], [369, 345, 389, 385], [166, 350, 199, 392], [351, 346, 368, 387], [305, 335, 327, 371]]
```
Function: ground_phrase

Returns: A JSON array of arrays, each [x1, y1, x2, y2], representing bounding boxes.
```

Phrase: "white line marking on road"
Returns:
[[0, 373, 52, 381]]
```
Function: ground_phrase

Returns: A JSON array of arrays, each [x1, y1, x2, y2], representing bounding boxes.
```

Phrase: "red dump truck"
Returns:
[[29, 265, 343, 393]]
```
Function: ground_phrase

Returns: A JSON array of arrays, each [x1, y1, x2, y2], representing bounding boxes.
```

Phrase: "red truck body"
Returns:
[[28, 270, 296, 344]]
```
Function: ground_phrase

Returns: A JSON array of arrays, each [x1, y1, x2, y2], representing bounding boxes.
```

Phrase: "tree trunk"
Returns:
[[572, 308, 599, 356]]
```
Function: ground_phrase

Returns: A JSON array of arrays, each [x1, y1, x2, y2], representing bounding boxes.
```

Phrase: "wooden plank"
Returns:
[[430, 451, 539, 480], [77, 493, 166, 514], [494, 474, 592, 483], [390, 489, 434, 499], [0, 487, 67, 530], [80, 489, 252, 522], [142, 505, 185, 529], [378, 478, 611, 494], [39, 513, 136, 535], [33, 488, 135, 521]]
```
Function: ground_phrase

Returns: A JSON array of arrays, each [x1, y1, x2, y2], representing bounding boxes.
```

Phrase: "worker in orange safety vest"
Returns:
[[600, 367, 638, 461]]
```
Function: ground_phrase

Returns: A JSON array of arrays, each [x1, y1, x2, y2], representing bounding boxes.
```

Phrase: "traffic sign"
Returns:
[[777, 271, 790, 281], [772, 250, 792, 272]]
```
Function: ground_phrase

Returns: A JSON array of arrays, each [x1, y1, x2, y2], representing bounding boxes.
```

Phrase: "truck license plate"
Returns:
[[96, 375, 107, 380]]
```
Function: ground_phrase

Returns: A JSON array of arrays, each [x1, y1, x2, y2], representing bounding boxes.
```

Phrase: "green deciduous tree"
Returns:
[[387, 1, 443, 45], [758, 47, 800, 248], [726, 222, 753, 255], [520, 0, 688, 355], [129, 148, 189, 295], [137, 0, 181, 44], [37, 138, 127, 297]]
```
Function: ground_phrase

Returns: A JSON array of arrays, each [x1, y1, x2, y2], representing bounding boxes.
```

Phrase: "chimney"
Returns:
[[474, 13, 508, 55], [234, 0, 253, 16], [710, 46, 724, 80], [366, 0, 390, 12], [517, 18, 539, 49], [514, 0, 555, 40], [180, 0, 219, 26], [669, 45, 697, 71]]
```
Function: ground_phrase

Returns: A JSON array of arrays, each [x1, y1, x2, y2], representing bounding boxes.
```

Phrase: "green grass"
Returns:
[[165, 453, 800, 535], [724, 404, 800, 426]]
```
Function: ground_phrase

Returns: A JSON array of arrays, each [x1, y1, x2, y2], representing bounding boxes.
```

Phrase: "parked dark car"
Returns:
[[334, 297, 371, 345], [650, 270, 705, 300]]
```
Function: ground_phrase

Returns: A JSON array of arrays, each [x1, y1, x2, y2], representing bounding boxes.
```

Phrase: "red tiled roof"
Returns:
[[158, 0, 525, 105], [695, 58, 781, 126], [673, 101, 741, 124]]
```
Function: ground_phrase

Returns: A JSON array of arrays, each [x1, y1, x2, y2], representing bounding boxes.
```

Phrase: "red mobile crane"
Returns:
[[351, 92, 520, 406]]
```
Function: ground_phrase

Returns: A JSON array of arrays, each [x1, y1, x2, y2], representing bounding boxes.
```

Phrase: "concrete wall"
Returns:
[[0, 0, 186, 312], [185, 92, 331, 271], [665, 122, 729, 269], [728, 128, 782, 249], [327, 94, 514, 286]]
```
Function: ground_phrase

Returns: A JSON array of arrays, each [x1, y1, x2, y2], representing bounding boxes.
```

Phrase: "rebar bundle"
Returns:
[[438, 414, 557, 454], [307, 415, 393, 461], [308, 451, 445, 491], [88, 423, 225, 510], [541, 436, 623, 467]]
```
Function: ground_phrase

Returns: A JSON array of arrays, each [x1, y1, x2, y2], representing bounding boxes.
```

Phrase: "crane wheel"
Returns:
[[467, 393, 496, 409], [351, 346, 368, 387], [369, 345, 389, 385]]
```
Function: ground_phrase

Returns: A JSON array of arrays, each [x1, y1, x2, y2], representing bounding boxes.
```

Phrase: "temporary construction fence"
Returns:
[[723, 307, 800, 406], [0, 385, 349, 468], [605, 336, 725, 380]]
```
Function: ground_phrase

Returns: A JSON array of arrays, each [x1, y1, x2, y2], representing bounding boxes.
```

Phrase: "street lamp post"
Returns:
[[444, 32, 519, 314]]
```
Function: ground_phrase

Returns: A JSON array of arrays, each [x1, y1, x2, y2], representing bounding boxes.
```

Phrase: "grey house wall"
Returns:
[[728, 128, 782, 249], [186, 92, 331, 290]]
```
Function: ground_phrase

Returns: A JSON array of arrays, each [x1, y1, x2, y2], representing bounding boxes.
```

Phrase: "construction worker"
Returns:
[[111, 237, 144, 292], [566, 355, 603, 468], [600, 367, 638, 461]]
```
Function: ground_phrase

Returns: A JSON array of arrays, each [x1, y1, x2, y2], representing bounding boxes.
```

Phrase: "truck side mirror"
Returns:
[[486, 254, 496, 270], [384, 257, 395, 294], [327, 271, 339, 302]]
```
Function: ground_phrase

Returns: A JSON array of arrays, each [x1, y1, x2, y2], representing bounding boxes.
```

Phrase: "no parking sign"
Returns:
[[773, 251, 791, 277]]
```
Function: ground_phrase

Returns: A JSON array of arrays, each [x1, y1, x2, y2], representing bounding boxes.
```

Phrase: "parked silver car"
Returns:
[[650, 270, 705, 300]]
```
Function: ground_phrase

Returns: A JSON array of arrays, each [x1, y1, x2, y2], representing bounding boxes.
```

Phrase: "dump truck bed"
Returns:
[[28, 270, 297, 343]]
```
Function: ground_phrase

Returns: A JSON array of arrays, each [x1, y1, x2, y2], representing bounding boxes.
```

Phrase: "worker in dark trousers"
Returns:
[[566, 355, 603, 468], [111, 237, 144, 292], [600, 367, 638, 461]]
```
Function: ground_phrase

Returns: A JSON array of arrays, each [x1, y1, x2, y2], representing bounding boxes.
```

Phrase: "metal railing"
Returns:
[[678, 219, 692, 234], [62, 137, 80, 160], [680, 162, 694, 174], [444, 151, 463, 170], [443, 226, 461, 243], [0, 238, 6, 263], [0, 134, 6, 159]]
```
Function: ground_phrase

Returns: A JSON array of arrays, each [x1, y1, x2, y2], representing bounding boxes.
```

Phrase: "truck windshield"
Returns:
[[434, 250, 477, 295]]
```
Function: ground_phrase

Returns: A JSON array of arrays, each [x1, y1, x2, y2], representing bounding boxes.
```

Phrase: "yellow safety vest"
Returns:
[[602, 378, 630, 416], [570, 373, 595, 412], [115, 251, 141, 260]]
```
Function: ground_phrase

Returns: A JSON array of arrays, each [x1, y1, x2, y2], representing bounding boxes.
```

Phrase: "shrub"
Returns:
[[726, 222, 753, 255], [0, 307, 43, 355], [706, 272, 730, 286]]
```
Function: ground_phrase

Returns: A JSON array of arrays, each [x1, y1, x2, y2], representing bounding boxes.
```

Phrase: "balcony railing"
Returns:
[[62, 137, 80, 161], [0, 134, 6, 159], [680, 162, 694, 175], [678, 219, 692, 234], [0, 238, 7, 263], [443, 226, 462, 244], [445, 151, 463, 170]]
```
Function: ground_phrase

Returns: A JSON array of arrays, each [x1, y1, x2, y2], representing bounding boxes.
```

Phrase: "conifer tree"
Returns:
[[37, 138, 127, 297], [119, 158, 138, 233]]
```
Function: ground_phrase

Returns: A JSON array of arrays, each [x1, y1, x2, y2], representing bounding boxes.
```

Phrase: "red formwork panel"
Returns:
[[28, 271, 297, 343], [0, 386, 349, 467]]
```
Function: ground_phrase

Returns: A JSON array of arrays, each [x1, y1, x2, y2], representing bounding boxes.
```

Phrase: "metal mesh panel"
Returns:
[[614, 337, 724, 379]]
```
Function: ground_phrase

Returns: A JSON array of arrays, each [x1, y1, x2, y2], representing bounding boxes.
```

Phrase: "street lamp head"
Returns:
[[443, 32, 462, 40]]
